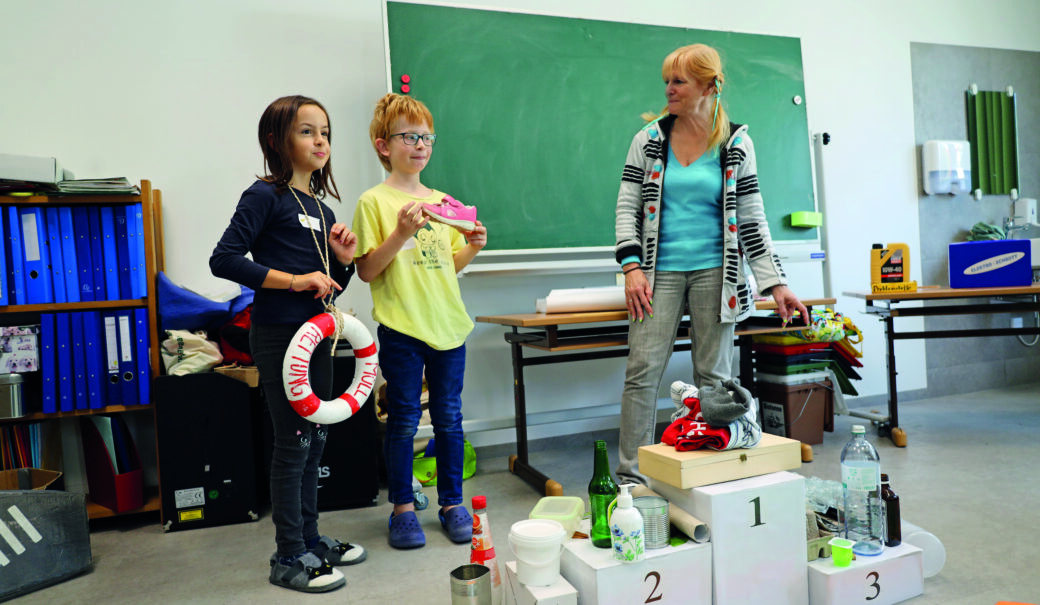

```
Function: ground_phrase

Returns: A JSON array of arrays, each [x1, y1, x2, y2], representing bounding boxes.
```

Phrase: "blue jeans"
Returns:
[[250, 323, 332, 557], [378, 325, 466, 508], [616, 268, 735, 484]]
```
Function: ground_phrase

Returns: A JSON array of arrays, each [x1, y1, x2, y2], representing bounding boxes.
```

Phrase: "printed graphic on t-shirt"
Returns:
[[412, 224, 450, 269]]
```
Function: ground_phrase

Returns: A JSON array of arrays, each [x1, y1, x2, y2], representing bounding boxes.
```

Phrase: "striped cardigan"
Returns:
[[614, 115, 788, 323]]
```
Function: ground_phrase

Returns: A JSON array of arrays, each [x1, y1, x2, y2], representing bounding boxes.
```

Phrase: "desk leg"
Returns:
[[881, 315, 907, 447], [507, 337, 564, 497]]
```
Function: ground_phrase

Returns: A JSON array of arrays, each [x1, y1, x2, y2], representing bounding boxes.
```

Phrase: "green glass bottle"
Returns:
[[588, 440, 618, 548]]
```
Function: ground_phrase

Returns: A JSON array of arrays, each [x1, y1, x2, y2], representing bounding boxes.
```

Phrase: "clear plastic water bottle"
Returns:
[[840, 425, 884, 556]]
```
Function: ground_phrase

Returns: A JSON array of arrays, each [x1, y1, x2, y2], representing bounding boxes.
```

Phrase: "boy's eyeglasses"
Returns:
[[389, 132, 437, 146]]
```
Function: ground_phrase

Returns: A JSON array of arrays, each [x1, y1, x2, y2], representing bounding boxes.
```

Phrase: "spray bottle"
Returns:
[[608, 483, 645, 563]]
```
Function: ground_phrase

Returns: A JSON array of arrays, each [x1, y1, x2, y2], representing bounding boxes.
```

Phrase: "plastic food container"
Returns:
[[528, 496, 584, 537]]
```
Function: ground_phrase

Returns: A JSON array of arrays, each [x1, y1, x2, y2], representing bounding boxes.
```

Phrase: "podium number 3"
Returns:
[[865, 571, 881, 600], [644, 571, 663, 603], [749, 497, 765, 527]]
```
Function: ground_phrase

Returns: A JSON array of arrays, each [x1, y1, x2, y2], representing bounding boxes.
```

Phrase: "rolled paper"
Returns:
[[630, 485, 710, 543], [537, 286, 626, 313]]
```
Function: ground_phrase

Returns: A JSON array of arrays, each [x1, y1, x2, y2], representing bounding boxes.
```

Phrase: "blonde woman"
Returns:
[[614, 44, 808, 484]]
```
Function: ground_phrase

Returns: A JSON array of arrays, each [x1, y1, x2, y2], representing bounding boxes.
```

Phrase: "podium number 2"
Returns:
[[644, 571, 663, 603], [749, 496, 765, 527], [865, 571, 881, 600]]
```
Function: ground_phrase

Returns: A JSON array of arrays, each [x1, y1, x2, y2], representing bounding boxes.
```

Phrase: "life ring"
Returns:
[[282, 311, 378, 424]]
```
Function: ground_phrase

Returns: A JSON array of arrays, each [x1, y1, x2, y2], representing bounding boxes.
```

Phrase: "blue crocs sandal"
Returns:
[[439, 506, 473, 544], [388, 511, 425, 549]]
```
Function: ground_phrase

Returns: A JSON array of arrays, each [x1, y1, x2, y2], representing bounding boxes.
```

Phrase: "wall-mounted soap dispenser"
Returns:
[[922, 140, 971, 195]]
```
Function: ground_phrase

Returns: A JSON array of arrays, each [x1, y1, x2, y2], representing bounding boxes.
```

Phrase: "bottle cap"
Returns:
[[472, 495, 486, 509], [852, 424, 865, 434]]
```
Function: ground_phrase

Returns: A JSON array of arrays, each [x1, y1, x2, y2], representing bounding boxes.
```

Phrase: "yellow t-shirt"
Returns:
[[353, 183, 473, 350]]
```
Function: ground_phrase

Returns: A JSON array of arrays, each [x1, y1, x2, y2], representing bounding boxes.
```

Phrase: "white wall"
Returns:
[[4, 0, 1040, 448]]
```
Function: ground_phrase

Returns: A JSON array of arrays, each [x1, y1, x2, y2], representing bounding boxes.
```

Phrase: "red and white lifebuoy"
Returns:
[[282, 311, 378, 424]]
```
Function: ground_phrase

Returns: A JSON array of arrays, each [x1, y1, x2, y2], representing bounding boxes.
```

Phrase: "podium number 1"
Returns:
[[749, 496, 765, 527]]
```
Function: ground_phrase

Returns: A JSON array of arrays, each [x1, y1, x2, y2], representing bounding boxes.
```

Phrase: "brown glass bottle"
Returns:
[[880, 473, 901, 546]]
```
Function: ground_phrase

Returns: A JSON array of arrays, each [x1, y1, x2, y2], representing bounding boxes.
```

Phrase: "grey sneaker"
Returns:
[[313, 536, 367, 566], [269, 552, 345, 593], [670, 380, 699, 421]]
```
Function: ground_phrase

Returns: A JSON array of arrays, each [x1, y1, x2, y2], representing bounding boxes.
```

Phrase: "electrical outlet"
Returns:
[[1011, 316, 1024, 329]]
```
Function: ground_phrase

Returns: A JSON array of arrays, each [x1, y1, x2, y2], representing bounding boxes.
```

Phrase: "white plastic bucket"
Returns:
[[508, 519, 567, 587]]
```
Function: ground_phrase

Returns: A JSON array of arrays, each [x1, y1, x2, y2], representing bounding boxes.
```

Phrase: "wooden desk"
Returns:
[[476, 298, 835, 496], [845, 284, 1040, 446]]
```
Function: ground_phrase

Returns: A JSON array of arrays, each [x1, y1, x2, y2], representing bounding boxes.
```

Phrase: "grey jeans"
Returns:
[[615, 268, 735, 484]]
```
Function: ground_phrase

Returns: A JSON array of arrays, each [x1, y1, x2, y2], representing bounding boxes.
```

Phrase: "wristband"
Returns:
[[622, 266, 641, 275], [288, 275, 296, 291]]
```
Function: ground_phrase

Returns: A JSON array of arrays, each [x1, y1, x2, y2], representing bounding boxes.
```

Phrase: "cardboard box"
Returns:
[[638, 432, 801, 490], [0, 468, 62, 490], [0, 153, 66, 184], [651, 471, 808, 605], [808, 542, 923, 605], [949, 239, 1032, 288], [560, 538, 711, 605], [757, 379, 833, 445], [0, 485, 92, 600], [213, 365, 260, 388], [505, 560, 578, 605]]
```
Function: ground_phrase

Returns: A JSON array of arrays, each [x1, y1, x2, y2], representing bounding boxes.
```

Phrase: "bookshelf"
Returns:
[[0, 180, 164, 520]]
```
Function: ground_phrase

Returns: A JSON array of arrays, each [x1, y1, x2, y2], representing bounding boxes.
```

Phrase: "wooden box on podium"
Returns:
[[638, 433, 801, 489]]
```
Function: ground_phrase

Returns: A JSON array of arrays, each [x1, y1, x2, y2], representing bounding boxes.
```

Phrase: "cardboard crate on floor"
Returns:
[[560, 537, 711, 605], [0, 469, 92, 601], [757, 378, 833, 445], [650, 471, 808, 605], [808, 542, 923, 605]]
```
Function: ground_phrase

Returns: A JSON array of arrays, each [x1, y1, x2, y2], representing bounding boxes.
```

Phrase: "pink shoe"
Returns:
[[422, 195, 476, 232]]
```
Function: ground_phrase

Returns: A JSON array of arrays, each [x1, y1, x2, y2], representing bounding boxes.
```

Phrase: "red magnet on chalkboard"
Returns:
[[401, 84, 411, 94], [401, 74, 411, 83]]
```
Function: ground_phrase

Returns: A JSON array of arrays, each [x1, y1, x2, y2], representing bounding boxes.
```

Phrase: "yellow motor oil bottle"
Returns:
[[871, 243, 910, 285]]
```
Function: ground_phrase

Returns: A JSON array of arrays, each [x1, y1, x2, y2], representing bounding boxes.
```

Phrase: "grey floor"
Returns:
[[15, 382, 1040, 605]]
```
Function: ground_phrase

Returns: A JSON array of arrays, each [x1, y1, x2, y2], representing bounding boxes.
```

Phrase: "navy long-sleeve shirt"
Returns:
[[210, 180, 354, 326]]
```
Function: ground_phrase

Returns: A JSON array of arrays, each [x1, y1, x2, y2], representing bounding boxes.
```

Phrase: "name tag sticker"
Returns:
[[298, 214, 322, 231]]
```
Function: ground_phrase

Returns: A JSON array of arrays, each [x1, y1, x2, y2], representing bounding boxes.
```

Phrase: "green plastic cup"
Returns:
[[829, 537, 854, 567]]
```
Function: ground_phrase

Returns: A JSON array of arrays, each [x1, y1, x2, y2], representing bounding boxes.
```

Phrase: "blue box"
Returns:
[[948, 240, 1032, 288]]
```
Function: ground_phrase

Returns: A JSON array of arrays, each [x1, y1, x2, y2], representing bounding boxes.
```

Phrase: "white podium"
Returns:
[[808, 542, 923, 605], [505, 560, 578, 605], [560, 538, 711, 605], [651, 471, 808, 605]]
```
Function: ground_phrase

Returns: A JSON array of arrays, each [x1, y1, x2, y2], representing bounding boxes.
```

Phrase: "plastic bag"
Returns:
[[412, 438, 476, 487], [791, 308, 848, 343], [161, 330, 223, 375], [157, 271, 254, 332]]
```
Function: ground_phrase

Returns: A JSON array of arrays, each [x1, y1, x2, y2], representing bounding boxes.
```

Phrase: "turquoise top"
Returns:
[[657, 145, 723, 271]]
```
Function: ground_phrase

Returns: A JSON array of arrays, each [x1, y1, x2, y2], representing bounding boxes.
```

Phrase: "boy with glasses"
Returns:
[[352, 93, 487, 550]]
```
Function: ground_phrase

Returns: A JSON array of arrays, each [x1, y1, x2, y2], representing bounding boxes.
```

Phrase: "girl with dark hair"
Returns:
[[210, 95, 362, 593]]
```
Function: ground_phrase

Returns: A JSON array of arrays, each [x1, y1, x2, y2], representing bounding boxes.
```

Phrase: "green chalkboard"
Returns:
[[387, 3, 815, 250]]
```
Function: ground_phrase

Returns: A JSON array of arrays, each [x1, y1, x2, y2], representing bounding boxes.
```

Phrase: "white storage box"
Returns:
[[808, 542, 923, 605], [560, 538, 710, 605], [651, 470, 808, 604]]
